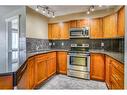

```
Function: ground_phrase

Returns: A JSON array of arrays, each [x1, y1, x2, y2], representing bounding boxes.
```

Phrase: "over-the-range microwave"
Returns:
[[70, 27, 90, 38]]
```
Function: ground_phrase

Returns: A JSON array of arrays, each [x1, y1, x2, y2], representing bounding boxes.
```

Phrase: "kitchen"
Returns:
[[0, 5, 125, 89]]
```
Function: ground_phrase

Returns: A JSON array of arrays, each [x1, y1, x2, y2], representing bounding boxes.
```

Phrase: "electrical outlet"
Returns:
[[61, 42, 64, 46], [101, 42, 104, 47]]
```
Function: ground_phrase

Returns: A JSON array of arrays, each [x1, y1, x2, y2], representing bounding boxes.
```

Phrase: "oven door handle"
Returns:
[[68, 55, 89, 57]]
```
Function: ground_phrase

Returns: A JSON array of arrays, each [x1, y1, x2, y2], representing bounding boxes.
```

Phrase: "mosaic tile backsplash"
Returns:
[[26, 38, 124, 53], [26, 38, 51, 52]]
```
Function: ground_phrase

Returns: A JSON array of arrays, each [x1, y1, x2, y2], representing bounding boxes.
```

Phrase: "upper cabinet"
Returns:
[[90, 18, 103, 39], [48, 6, 125, 40], [77, 19, 89, 28], [48, 22, 70, 40], [117, 6, 125, 37], [103, 13, 117, 38]]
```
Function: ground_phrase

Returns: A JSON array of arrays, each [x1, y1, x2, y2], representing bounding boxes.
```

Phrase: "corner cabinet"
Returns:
[[90, 53, 105, 81], [117, 6, 125, 37], [90, 18, 103, 39], [17, 52, 56, 89], [105, 55, 124, 89]]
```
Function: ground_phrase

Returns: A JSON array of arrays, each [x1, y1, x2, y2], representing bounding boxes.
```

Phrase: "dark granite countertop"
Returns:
[[0, 49, 124, 75], [0, 49, 69, 75], [90, 49, 124, 64]]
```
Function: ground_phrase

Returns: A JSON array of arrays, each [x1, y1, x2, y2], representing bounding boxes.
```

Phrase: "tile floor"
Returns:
[[39, 74, 107, 90]]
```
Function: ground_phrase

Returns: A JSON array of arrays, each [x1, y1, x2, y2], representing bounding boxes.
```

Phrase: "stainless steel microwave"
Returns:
[[70, 27, 89, 38]]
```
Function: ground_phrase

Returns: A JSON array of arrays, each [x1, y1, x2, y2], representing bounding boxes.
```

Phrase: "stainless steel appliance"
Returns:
[[67, 44, 90, 79], [70, 27, 89, 38]]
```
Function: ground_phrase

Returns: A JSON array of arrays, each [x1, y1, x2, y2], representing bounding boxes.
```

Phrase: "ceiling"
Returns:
[[30, 5, 118, 17], [0, 6, 22, 17]]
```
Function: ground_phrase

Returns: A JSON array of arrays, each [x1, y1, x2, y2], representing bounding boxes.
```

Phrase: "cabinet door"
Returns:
[[35, 57, 47, 85], [77, 19, 89, 28], [17, 65, 29, 89], [90, 18, 103, 39], [118, 6, 125, 37], [51, 23, 60, 39], [0, 75, 13, 89], [103, 14, 117, 38], [48, 24, 52, 40], [105, 56, 111, 89], [60, 22, 70, 39], [47, 57, 56, 77], [69, 20, 77, 28], [28, 57, 35, 89], [90, 53, 105, 81], [57, 52, 67, 74]]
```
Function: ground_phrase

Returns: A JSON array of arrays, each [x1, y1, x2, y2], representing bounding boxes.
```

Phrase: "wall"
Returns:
[[26, 7, 49, 39], [0, 6, 26, 73], [124, 6, 127, 89]]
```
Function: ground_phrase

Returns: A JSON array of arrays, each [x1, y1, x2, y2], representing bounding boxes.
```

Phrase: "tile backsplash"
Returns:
[[26, 38, 124, 53], [26, 38, 51, 52]]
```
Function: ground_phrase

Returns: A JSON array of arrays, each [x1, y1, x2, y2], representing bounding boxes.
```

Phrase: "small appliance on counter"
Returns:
[[67, 43, 90, 79]]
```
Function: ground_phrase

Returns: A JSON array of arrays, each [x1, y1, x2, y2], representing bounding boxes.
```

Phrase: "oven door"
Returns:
[[67, 54, 90, 72]]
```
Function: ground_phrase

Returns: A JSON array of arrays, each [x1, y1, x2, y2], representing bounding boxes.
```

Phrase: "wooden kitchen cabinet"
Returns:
[[59, 22, 70, 39], [90, 53, 105, 81], [47, 52, 56, 77], [117, 6, 125, 37], [77, 19, 89, 28], [35, 54, 47, 86], [105, 56, 112, 89], [103, 13, 117, 38], [69, 20, 77, 28], [48, 22, 70, 40], [0, 75, 13, 89], [48, 24, 52, 40], [57, 52, 67, 74], [105, 55, 124, 89], [51, 23, 60, 40], [90, 18, 103, 39]]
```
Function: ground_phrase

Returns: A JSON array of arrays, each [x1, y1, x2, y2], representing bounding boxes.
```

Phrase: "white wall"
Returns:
[[26, 7, 49, 39]]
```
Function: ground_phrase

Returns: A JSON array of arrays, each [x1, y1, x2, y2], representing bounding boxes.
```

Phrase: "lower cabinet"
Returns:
[[17, 52, 56, 89], [90, 53, 105, 81], [0, 74, 13, 89], [56, 52, 67, 74], [90, 53, 124, 89], [105, 55, 124, 89]]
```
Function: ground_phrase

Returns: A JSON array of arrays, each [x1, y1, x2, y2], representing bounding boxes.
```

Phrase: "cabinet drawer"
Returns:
[[47, 52, 56, 59], [111, 59, 124, 74], [111, 65, 124, 88], [35, 54, 48, 62]]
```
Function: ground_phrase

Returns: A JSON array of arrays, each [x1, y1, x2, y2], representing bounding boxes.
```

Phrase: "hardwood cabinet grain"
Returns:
[[69, 20, 77, 28], [103, 13, 117, 38], [90, 53, 105, 81], [51, 23, 60, 39], [48, 24, 52, 40], [0, 75, 13, 89], [105, 56, 111, 89], [57, 52, 67, 74], [77, 19, 89, 28], [118, 6, 125, 37], [90, 18, 103, 39], [59, 22, 70, 39]]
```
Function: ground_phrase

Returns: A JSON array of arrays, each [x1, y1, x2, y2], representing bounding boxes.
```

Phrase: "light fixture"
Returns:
[[52, 12, 55, 18], [35, 5, 55, 18], [90, 6, 95, 12], [87, 10, 90, 14], [35, 6, 39, 11]]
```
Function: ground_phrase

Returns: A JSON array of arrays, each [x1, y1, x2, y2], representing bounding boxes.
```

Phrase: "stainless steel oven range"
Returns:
[[67, 44, 90, 79]]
